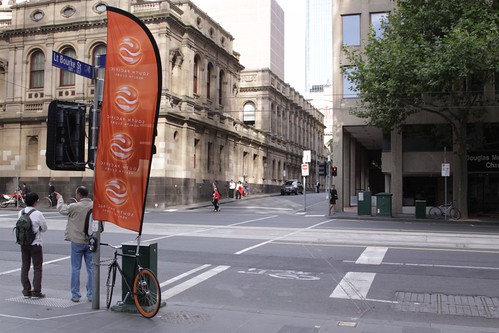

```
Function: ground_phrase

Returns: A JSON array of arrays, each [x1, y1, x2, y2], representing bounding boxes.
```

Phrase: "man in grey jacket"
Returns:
[[56, 186, 93, 302]]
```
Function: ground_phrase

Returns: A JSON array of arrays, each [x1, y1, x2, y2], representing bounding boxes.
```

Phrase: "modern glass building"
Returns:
[[305, 0, 332, 94]]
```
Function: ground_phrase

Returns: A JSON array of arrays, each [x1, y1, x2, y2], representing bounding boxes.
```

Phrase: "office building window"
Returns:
[[342, 67, 358, 98], [370, 12, 388, 39], [342, 14, 360, 46]]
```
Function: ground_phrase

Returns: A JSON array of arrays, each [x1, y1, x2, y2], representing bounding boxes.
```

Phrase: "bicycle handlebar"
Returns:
[[100, 242, 122, 250]]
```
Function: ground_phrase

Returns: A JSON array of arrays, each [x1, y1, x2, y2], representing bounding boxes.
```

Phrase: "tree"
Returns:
[[345, 0, 499, 218]]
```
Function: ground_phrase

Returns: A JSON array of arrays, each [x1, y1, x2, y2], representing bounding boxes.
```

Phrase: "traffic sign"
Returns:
[[301, 163, 309, 177], [52, 51, 94, 79], [441, 163, 450, 177], [303, 150, 311, 163]]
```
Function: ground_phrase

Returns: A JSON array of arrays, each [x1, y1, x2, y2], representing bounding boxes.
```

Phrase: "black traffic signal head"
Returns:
[[46, 100, 86, 171], [332, 166, 338, 177], [318, 162, 326, 176]]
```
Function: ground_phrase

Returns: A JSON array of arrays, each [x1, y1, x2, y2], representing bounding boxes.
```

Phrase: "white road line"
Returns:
[[0, 256, 70, 276], [161, 265, 230, 300], [344, 260, 499, 271], [330, 272, 376, 300], [160, 264, 211, 288], [355, 247, 388, 265], [234, 220, 332, 255], [145, 215, 278, 243]]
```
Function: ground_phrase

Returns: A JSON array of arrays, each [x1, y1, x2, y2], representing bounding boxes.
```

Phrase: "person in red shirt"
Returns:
[[212, 187, 221, 212]]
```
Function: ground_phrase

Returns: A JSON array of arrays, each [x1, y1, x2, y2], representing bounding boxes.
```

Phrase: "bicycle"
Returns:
[[429, 202, 461, 220], [41, 196, 77, 208], [101, 242, 161, 318]]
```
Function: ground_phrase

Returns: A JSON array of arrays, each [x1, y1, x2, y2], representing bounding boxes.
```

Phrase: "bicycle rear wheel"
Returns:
[[428, 207, 442, 219], [41, 197, 52, 208], [17, 198, 26, 208], [449, 208, 461, 220], [133, 268, 161, 318], [106, 263, 117, 309]]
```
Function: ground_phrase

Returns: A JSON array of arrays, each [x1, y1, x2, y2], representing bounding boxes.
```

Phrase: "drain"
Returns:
[[161, 311, 210, 324]]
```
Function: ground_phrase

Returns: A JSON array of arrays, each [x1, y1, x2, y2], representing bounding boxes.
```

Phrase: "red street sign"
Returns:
[[301, 163, 309, 177]]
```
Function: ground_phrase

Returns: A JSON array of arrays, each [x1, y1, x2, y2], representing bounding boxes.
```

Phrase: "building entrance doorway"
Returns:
[[468, 173, 499, 216]]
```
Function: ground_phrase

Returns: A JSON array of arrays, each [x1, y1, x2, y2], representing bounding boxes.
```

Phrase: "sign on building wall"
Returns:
[[467, 152, 499, 172]]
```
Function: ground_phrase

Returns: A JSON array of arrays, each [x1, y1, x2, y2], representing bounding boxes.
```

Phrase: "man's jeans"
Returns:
[[71, 242, 92, 300]]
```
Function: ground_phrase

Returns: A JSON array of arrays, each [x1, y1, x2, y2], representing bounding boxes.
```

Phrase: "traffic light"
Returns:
[[318, 162, 326, 176], [46, 100, 86, 171], [332, 166, 338, 177]]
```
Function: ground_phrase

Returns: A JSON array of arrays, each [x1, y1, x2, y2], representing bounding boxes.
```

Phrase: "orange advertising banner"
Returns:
[[93, 7, 162, 234]]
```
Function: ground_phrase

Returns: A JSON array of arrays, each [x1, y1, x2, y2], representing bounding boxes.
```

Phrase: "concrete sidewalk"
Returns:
[[172, 191, 499, 226]]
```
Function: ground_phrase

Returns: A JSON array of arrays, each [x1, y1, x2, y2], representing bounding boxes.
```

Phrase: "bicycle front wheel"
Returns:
[[429, 207, 442, 219], [106, 263, 117, 309], [133, 268, 161, 318], [449, 208, 461, 220]]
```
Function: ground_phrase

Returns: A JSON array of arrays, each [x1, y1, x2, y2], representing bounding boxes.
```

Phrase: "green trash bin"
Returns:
[[376, 193, 392, 217], [121, 242, 158, 305], [357, 191, 372, 216], [415, 200, 426, 219]]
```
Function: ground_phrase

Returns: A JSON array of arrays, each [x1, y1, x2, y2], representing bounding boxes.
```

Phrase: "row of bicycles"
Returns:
[[428, 202, 461, 220]]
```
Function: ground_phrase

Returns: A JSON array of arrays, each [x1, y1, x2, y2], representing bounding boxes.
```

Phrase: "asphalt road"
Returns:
[[1, 192, 499, 332]]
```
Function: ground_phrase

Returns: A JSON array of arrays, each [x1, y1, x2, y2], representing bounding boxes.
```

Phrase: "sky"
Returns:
[[277, 0, 307, 94]]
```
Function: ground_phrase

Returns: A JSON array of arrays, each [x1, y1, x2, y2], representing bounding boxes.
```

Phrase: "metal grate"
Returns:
[[7, 296, 83, 308], [161, 311, 210, 324]]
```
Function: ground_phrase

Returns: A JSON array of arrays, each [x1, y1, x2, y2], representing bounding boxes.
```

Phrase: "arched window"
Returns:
[[60, 47, 76, 86], [243, 101, 256, 126], [218, 70, 225, 105], [91, 43, 107, 83], [193, 55, 200, 94], [30, 50, 45, 89], [26, 136, 38, 169], [92, 43, 107, 64], [207, 62, 213, 99]]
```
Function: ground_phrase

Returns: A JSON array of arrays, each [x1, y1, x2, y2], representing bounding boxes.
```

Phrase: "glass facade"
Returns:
[[305, 0, 332, 93]]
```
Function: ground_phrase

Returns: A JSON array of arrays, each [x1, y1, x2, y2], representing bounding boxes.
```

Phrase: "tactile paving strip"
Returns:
[[7, 296, 83, 308], [393, 292, 499, 319]]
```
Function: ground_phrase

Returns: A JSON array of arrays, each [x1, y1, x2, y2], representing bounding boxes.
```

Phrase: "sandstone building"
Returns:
[[0, 0, 324, 206]]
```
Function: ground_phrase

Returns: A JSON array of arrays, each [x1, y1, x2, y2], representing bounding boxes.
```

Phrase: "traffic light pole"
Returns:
[[91, 55, 105, 310], [326, 155, 331, 215]]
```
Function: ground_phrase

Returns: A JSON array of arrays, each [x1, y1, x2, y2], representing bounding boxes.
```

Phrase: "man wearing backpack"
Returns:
[[55, 186, 93, 303], [18, 192, 47, 299]]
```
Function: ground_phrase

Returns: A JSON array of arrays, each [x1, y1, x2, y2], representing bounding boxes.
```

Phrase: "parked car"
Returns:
[[280, 179, 304, 195]]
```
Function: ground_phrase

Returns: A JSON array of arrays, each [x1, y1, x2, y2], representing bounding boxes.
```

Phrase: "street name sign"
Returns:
[[52, 51, 94, 79]]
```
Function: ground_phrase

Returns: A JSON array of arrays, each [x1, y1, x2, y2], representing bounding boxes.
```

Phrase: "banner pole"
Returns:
[[92, 55, 105, 310]]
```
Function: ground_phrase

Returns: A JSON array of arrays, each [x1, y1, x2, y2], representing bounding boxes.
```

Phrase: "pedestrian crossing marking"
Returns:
[[330, 272, 376, 300], [355, 247, 388, 265]]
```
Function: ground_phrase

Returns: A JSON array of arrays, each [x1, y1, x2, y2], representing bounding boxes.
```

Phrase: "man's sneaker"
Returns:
[[31, 293, 45, 299], [71, 297, 80, 303], [23, 292, 31, 299]]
